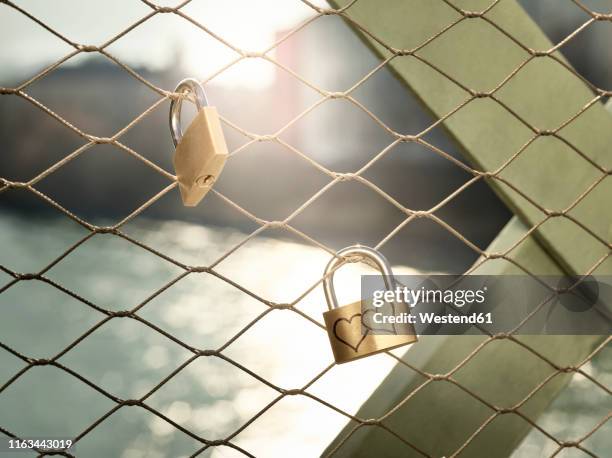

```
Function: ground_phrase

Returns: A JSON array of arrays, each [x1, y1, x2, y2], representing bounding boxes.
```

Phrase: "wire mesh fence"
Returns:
[[0, 0, 610, 456]]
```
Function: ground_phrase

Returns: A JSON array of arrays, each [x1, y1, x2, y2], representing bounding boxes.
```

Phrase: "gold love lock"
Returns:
[[170, 78, 228, 207], [322, 245, 418, 364]]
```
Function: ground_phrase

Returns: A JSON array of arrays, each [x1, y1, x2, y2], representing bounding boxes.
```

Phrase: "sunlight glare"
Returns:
[[182, 0, 320, 89]]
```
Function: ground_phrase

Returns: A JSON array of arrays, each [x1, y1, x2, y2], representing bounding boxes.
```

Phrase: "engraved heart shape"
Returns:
[[361, 307, 398, 335], [333, 313, 369, 353]]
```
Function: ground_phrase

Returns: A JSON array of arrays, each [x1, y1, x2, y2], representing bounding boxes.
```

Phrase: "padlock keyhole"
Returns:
[[196, 175, 215, 188]]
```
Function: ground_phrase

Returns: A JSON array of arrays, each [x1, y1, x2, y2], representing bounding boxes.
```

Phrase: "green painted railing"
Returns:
[[325, 1, 611, 456]]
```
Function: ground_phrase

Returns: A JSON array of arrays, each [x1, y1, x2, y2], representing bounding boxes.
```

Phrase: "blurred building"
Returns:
[[1, 16, 525, 272]]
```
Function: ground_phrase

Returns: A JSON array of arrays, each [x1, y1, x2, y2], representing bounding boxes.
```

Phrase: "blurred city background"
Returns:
[[1, 0, 611, 456]]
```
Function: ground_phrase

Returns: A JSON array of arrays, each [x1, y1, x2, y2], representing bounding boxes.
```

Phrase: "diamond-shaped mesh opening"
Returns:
[[362, 141, 477, 208], [350, 65, 441, 135], [137, 273, 269, 349], [181, 0, 318, 52], [74, 406, 202, 458], [274, 13, 379, 93], [0, 280, 101, 357], [230, 395, 352, 457], [289, 179, 407, 249], [551, 19, 612, 90], [0, 95, 86, 181], [379, 216, 483, 272], [147, 356, 279, 440], [33, 143, 174, 223], [518, 1, 612, 88], [513, 343, 612, 455], [0, 4, 73, 87], [24, 56, 165, 135], [210, 227, 335, 302], [59, 317, 195, 399], [306, 348, 404, 412], [356, 0, 460, 50], [19, 1, 151, 46], [438, 94, 536, 170], [0, 366, 114, 437], [212, 64, 324, 135], [0, 209, 89, 273], [499, 137, 601, 209], [119, 216, 260, 268], [1, 0, 610, 457], [283, 97, 397, 169], [384, 379, 493, 455], [116, 103, 176, 173], [419, 18, 530, 92], [104, 11, 237, 85], [214, 142, 331, 221], [495, 59, 597, 130], [452, 338, 560, 404], [45, 233, 183, 311], [221, 309, 330, 387]]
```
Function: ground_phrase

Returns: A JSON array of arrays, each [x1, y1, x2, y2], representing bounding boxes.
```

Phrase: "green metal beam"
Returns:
[[329, 0, 611, 276], [324, 1, 610, 456]]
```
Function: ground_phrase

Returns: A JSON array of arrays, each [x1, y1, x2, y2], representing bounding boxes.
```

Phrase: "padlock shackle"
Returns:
[[169, 78, 209, 147], [323, 245, 396, 310]]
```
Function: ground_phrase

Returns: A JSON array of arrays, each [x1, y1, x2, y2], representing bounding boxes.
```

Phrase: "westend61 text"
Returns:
[[372, 311, 493, 325]]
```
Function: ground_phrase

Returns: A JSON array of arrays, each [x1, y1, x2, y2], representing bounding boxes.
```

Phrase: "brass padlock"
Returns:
[[169, 78, 228, 207], [323, 245, 418, 364]]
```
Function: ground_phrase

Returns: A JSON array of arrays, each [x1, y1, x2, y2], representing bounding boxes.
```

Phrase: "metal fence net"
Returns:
[[0, 0, 610, 457]]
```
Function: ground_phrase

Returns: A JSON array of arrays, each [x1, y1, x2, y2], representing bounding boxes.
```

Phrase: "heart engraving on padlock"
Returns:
[[332, 313, 369, 353], [361, 307, 398, 335], [169, 78, 228, 207], [322, 245, 418, 364]]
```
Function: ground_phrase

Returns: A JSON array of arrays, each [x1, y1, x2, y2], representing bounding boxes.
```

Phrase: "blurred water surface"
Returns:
[[0, 211, 609, 457], [0, 210, 415, 457]]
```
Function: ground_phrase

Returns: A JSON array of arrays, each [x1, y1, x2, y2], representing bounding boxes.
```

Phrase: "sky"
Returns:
[[0, 0, 328, 89]]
